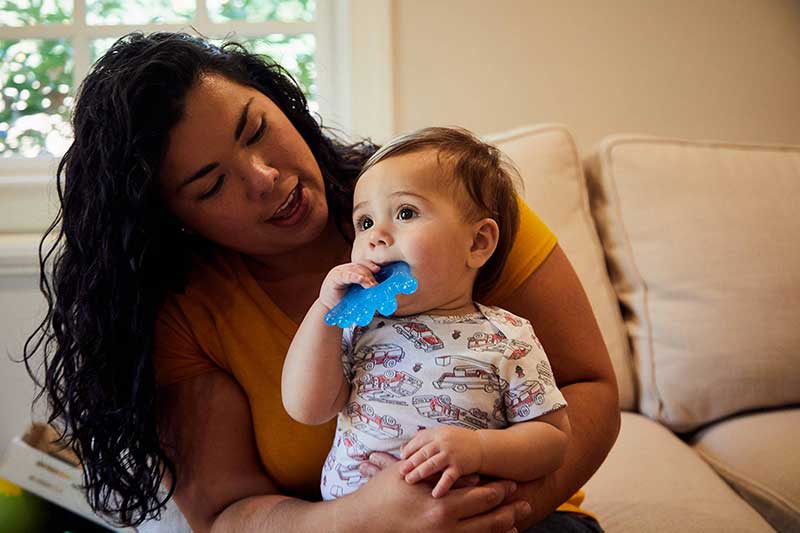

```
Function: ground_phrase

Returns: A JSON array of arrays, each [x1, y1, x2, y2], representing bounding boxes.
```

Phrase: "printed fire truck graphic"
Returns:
[[356, 370, 423, 404], [412, 394, 490, 430], [345, 402, 404, 439], [353, 343, 405, 371], [393, 322, 445, 352], [467, 331, 532, 360], [432, 354, 509, 394], [536, 360, 555, 387], [502, 380, 546, 419], [340, 430, 372, 460]]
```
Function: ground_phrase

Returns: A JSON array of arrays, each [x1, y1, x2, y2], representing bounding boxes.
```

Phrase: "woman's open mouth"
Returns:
[[267, 183, 309, 227]]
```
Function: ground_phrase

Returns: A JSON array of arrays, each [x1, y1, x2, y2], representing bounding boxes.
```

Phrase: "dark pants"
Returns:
[[521, 512, 604, 533]]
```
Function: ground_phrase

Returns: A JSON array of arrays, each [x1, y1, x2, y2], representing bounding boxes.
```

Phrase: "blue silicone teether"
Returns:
[[324, 261, 418, 328]]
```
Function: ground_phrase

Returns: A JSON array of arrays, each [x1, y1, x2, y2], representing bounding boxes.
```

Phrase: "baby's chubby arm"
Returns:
[[281, 261, 380, 425], [399, 408, 571, 498]]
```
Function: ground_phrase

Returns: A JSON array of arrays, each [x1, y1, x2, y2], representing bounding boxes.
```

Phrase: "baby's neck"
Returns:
[[415, 297, 479, 317]]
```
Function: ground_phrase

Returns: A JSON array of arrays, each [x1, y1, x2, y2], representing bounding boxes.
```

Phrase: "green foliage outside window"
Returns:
[[0, 0, 317, 159]]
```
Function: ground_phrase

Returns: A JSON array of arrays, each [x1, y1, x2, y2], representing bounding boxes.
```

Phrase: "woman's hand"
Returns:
[[351, 455, 531, 533], [318, 261, 381, 310]]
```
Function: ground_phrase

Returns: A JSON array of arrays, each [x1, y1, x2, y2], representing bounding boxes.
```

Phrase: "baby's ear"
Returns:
[[467, 218, 499, 269]]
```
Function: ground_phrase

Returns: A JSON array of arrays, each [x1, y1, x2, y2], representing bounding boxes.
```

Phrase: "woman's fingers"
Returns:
[[451, 473, 481, 489], [358, 462, 380, 477], [459, 500, 529, 533], [446, 481, 518, 519], [367, 451, 399, 470]]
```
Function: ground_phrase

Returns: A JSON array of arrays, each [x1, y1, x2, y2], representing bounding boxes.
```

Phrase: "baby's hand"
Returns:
[[398, 426, 483, 498], [318, 261, 381, 310]]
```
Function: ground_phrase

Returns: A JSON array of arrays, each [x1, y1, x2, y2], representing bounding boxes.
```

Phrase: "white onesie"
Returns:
[[320, 302, 566, 500]]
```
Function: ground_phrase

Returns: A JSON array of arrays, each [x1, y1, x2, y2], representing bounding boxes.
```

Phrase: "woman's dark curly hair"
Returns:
[[22, 32, 377, 527]]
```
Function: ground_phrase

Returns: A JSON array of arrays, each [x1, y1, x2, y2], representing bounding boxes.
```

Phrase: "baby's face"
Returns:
[[351, 149, 477, 315]]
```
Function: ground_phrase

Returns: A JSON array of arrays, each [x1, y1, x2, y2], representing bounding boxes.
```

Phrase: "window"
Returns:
[[0, 0, 349, 170]]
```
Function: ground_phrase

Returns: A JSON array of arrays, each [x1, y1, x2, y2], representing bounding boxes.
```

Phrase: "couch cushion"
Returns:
[[487, 125, 635, 411], [690, 407, 800, 532], [583, 412, 773, 532], [583, 136, 800, 432]]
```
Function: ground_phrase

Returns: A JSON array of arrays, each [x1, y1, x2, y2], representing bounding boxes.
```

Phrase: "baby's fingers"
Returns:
[[431, 466, 460, 498], [404, 449, 446, 483]]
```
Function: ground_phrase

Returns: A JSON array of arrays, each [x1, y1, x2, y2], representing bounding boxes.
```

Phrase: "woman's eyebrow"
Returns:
[[178, 98, 254, 192], [235, 97, 254, 141]]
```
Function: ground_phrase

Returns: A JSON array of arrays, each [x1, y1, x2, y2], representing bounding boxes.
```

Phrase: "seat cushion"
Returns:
[[583, 135, 800, 432], [487, 125, 635, 410], [582, 412, 773, 532], [691, 408, 800, 532]]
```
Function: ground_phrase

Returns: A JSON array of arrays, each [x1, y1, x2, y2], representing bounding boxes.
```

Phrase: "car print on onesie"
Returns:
[[503, 380, 546, 419], [467, 331, 532, 360], [393, 322, 444, 351], [353, 343, 405, 371], [412, 394, 490, 430], [356, 370, 423, 405], [345, 402, 404, 439]]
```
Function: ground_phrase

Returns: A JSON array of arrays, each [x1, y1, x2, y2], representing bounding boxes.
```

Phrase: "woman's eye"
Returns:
[[199, 174, 225, 200], [357, 216, 374, 231], [246, 116, 267, 146], [397, 207, 417, 220]]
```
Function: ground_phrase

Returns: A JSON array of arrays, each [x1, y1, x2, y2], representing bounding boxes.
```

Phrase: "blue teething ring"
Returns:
[[324, 261, 418, 328]]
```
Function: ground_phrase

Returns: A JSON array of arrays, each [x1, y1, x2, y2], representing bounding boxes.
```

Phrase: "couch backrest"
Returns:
[[488, 125, 636, 411], [584, 135, 800, 432]]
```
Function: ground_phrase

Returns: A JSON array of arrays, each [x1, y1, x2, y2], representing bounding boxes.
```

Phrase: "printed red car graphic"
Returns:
[[340, 429, 372, 461], [467, 332, 532, 360], [357, 370, 423, 403], [503, 380, 545, 419], [412, 394, 490, 430], [353, 343, 405, 371], [345, 402, 403, 439], [393, 322, 445, 352], [432, 364, 508, 393]]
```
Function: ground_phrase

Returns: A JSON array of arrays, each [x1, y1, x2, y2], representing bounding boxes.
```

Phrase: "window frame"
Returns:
[[0, 0, 352, 177], [0, 0, 394, 275]]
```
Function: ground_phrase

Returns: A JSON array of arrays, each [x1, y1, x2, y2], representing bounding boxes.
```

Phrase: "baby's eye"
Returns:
[[356, 215, 374, 231], [397, 207, 418, 221]]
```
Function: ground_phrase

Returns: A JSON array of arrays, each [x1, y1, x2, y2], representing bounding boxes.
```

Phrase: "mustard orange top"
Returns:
[[154, 198, 591, 516]]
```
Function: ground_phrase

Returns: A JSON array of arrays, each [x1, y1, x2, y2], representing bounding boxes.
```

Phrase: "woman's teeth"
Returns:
[[272, 186, 300, 219]]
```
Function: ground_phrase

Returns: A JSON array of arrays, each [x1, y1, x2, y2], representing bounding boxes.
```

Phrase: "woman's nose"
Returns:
[[238, 155, 279, 198]]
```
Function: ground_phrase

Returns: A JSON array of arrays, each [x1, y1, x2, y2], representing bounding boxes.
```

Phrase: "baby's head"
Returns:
[[351, 127, 520, 313]]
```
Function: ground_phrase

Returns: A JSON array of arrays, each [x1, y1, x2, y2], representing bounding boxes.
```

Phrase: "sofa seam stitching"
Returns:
[[603, 140, 663, 421]]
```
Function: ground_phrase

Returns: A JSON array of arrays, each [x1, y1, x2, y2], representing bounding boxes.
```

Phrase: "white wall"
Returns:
[[388, 0, 800, 152], [0, 271, 48, 459]]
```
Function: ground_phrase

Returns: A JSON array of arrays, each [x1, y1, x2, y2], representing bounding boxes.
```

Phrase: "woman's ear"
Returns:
[[467, 218, 500, 269]]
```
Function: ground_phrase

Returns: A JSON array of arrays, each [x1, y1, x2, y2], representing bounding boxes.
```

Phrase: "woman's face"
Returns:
[[159, 73, 329, 257]]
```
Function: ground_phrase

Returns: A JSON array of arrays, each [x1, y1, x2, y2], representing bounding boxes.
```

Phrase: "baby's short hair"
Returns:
[[358, 126, 521, 299]]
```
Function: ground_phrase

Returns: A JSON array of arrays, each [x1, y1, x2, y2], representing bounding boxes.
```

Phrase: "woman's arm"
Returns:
[[498, 244, 621, 527], [282, 299, 350, 425], [157, 370, 531, 532]]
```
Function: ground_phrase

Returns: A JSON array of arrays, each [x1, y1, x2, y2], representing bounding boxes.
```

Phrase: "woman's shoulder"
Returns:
[[485, 197, 558, 304]]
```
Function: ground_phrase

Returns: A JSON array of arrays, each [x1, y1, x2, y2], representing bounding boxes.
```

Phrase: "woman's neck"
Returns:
[[244, 220, 351, 284]]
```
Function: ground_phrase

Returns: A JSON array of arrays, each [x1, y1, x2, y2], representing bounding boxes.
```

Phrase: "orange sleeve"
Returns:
[[484, 196, 558, 304], [153, 296, 221, 387]]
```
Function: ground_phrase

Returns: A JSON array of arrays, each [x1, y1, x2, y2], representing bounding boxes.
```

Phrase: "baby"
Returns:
[[282, 127, 570, 501]]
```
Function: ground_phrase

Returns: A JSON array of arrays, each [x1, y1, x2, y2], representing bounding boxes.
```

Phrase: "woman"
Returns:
[[24, 32, 619, 532]]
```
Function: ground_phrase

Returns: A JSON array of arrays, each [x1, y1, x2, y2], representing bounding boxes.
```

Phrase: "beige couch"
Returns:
[[144, 125, 799, 533], [488, 125, 800, 532]]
